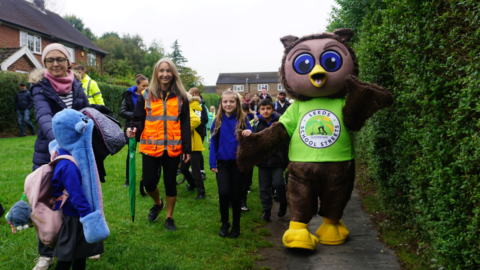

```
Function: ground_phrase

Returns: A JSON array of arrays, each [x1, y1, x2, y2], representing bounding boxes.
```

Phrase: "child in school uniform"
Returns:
[[210, 90, 253, 238], [243, 99, 289, 221], [51, 148, 104, 270]]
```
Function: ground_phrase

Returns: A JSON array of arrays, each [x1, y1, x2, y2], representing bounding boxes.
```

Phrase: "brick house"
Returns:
[[0, 0, 107, 73], [215, 72, 284, 97]]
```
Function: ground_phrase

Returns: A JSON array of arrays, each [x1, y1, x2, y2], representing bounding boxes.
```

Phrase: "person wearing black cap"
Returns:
[[14, 83, 35, 137], [274, 90, 290, 115]]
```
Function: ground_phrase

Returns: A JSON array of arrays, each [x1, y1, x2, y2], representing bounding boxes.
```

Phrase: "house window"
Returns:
[[278, 84, 283, 90], [87, 52, 96, 66], [20, 31, 41, 54], [65, 46, 75, 63], [257, 84, 268, 91], [233, 85, 244, 92]]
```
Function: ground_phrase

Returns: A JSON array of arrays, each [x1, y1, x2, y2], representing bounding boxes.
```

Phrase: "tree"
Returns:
[[101, 32, 120, 40], [169, 39, 187, 71], [64, 14, 84, 32], [142, 40, 166, 77], [63, 14, 97, 42]]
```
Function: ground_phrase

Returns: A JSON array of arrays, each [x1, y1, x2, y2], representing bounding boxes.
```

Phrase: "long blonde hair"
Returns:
[[212, 90, 247, 136], [148, 58, 187, 101]]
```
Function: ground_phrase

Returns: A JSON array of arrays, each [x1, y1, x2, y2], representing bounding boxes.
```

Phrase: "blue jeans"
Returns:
[[17, 110, 35, 135]]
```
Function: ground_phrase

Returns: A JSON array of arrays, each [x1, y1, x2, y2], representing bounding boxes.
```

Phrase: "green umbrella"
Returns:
[[128, 120, 136, 222]]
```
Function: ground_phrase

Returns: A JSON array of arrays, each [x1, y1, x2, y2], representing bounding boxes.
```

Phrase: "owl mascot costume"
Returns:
[[237, 29, 393, 250]]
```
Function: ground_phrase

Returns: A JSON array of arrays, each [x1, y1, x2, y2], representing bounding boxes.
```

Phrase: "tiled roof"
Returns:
[[0, 47, 21, 63], [216, 72, 280, 84], [203, 85, 216, 94], [0, 0, 107, 55]]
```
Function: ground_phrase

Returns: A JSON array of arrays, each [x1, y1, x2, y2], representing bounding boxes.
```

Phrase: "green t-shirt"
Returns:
[[279, 98, 355, 162]]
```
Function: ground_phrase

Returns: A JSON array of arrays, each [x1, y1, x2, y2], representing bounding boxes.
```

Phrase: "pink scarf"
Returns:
[[44, 70, 74, 95]]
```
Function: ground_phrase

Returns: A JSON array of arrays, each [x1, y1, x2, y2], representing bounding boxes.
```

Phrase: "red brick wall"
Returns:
[[35, 37, 56, 63], [7, 55, 35, 72], [0, 24, 103, 70], [0, 24, 20, 47]]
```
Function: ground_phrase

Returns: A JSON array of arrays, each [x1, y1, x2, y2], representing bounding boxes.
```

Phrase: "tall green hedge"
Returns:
[[328, 0, 480, 268], [0, 71, 128, 135], [202, 93, 221, 111]]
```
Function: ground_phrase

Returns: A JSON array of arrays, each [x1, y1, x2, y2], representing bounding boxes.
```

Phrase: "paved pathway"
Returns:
[[256, 188, 401, 270]]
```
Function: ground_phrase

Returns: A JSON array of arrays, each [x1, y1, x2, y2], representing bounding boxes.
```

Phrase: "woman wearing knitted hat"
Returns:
[[28, 43, 91, 270]]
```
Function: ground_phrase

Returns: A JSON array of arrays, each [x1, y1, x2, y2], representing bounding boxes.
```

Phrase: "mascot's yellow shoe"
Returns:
[[282, 221, 319, 250], [315, 218, 349, 245]]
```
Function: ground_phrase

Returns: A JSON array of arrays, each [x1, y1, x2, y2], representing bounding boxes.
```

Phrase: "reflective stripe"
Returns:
[[163, 100, 167, 148], [144, 90, 152, 117], [145, 115, 178, 122], [177, 96, 181, 121], [140, 139, 181, 146]]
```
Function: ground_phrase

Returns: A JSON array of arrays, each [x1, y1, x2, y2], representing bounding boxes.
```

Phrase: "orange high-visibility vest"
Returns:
[[139, 90, 183, 157]]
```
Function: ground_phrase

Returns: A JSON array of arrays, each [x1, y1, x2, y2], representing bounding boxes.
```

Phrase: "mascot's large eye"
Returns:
[[320, 51, 342, 72], [293, 53, 315, 74]]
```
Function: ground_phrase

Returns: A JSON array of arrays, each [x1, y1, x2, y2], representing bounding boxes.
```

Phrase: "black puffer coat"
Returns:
[[14, 89, 33, 111], [29, 69, 89, 171], [120, 89, 136, 142], [255, 112, 289, 168]]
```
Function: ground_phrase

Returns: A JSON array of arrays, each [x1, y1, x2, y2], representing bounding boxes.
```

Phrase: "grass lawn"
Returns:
[[0, 136, 272, 269]]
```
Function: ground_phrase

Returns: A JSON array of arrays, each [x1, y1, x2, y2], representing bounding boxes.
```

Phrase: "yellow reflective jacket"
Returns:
[[81, 75, 104, 105], [189, 96, 204, 151]]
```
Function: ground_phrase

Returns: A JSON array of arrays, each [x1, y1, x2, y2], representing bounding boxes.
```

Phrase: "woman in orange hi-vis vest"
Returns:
[[126, 58, 191, 231]]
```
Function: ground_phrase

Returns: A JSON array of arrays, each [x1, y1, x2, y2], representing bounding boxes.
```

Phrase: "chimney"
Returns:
[[33, 0, 46, 13]]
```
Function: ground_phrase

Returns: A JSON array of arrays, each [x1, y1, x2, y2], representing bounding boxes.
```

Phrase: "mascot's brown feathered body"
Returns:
[[237, 29, 393, 250]]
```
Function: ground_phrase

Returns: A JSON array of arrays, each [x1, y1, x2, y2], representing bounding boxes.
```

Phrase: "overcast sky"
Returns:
[[59, 0, 337, 85]]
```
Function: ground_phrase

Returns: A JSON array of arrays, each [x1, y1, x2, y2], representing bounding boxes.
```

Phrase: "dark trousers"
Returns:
[[17, 109, 35, 135], [142, 152, 180, 197], [258, 167, 287, 211], [241, 167, 254, 203], [200, 135, 205, 171], [38, 236, 54, 257], [180, 151, 205, 196], [216, 160, 244, 227]]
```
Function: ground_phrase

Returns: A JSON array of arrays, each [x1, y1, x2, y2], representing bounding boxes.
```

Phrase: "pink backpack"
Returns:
[[24, 155, 78, 248]]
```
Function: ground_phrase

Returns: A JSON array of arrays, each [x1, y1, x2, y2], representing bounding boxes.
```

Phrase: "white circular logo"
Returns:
[[299, 109, 341, 148]]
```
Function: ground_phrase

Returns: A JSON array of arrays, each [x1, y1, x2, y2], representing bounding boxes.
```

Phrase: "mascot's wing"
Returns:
[[237, 122, 290, 172], [343, 75, 393, 131]]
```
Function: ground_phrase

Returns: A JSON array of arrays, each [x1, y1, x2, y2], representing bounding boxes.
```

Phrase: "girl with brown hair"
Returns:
[[209, 90, 253, 238], [120, 74, 149, 192]]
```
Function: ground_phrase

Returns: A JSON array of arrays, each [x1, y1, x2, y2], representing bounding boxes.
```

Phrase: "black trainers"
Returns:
[[165, 217, 177, 231], [241, 201, 249, 212], [147, 200, 164, 222], [194, 194, 205, 200], [185, 184, 196, 191], [229, 225, 240, 238], [261, 210, 271, 222], [278, 202, 287, 217], [219, 222, 230, 237]]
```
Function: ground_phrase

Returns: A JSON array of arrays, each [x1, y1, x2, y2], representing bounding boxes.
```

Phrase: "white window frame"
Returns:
[[65, 46, 75, 63], [257, 84, 268, 91], [20, 31, 42, 54], [278, 84, 284, 91], [233, 85, 244, 92], [87, 52, 96, 66]]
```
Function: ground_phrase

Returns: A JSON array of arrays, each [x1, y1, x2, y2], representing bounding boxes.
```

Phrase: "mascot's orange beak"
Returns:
[[309, 65, 327, 88]]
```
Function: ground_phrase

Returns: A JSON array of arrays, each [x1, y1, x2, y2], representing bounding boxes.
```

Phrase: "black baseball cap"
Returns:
[[19, 83, 26, 86], [278, 90, 287, 95]]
